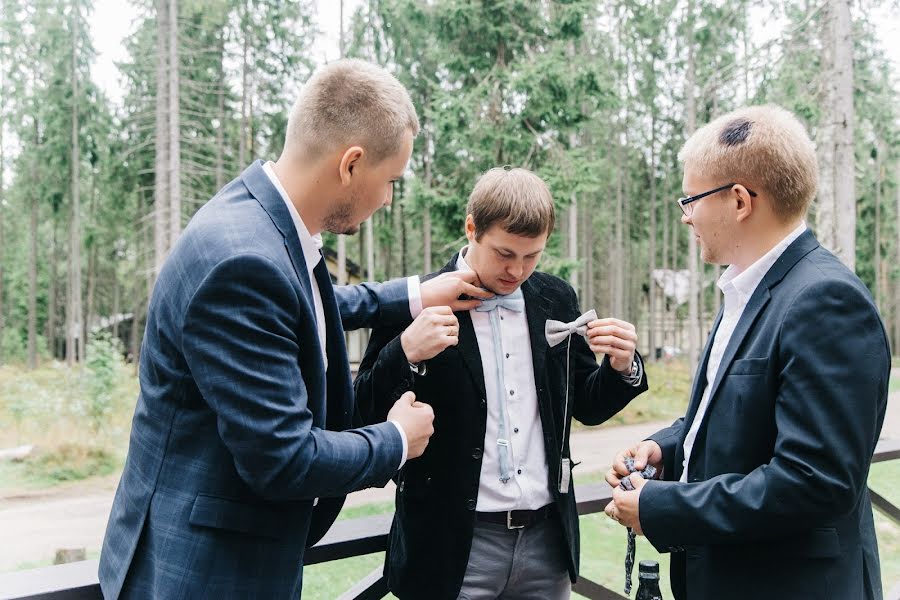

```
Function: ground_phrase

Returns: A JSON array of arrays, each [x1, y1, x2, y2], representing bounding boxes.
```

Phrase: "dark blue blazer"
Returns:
[[641, 230, 890, 600], [99, 161, 409, 599]]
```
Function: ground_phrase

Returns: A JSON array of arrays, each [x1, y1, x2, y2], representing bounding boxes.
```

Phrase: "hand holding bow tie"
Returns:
[[586, 317, 638, 374]]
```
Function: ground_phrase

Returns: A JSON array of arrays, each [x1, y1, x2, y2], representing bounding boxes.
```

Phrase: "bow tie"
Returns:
[[545, 310, 598, 347], [474, 288, 525, 313]]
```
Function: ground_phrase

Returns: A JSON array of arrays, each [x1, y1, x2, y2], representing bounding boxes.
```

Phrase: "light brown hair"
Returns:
[[467, 167, 556, 240], [285, 59, 420, 163], [679, 105, 818, 220]]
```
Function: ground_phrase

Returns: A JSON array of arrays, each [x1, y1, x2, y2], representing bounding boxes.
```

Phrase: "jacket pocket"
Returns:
[[728, 357, 768, 376], [188, 493, 290, 539]]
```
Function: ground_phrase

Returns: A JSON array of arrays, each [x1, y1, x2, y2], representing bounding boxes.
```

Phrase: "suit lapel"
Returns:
[[432, 255, 489, 399], [240, 160, 314, 303], [521, 277, 551, 393], [313, 260, 353, 431], [679, 306, 723, 442]]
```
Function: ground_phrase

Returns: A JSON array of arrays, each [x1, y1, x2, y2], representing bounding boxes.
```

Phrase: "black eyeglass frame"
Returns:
[[677, 183, 757, 216]]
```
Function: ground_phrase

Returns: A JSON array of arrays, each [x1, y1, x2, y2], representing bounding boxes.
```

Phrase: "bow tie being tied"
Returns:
[[545, 309, 598, 347], [474, 288, 525, 313]]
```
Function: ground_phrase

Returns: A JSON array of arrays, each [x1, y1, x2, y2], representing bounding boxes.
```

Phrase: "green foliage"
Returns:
[[81, 331, 126, 434]]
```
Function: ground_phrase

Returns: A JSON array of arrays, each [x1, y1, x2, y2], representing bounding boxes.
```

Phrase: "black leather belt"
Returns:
[[475, 504, 554, 529]]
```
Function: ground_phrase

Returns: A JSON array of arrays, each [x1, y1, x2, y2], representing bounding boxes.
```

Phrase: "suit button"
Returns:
[[466, 499, 476, 510], [481, 398, 486, 405], [472, 448, 483, 459]]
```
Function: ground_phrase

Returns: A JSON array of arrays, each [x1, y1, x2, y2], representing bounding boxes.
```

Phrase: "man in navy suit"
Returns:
[[99, 58, 490, 599], [606, 105, 891, 599]]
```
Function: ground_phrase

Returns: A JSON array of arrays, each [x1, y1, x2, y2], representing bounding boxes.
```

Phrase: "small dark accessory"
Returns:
[[620, 456, 657, 595]]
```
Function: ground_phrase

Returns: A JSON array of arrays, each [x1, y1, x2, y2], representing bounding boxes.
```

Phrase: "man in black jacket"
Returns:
[[356, 167, 649, 599], [605, 105, 890, 600]]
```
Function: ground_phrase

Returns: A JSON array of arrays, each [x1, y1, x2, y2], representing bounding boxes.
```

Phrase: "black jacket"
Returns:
[[641, 230, 890, 600], [355, 255, 648, 599]]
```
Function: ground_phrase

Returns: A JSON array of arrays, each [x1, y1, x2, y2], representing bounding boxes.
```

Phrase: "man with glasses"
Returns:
[[604, 105, 890, 600]]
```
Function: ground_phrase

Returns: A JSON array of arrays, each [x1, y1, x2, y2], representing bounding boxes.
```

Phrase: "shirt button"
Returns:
[[517, 469, 522, 475], [509, 390, 515, 396], [514, 427, 519, 433], [506, 353, 510, 358]]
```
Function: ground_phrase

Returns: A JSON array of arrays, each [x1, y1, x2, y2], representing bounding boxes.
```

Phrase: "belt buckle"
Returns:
[[506, 510, 525, 530]]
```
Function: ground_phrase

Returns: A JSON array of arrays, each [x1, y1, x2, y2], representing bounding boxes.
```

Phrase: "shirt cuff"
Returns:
[[389, 419, 409, 470], [619, 355, 644, 387], [407, 276, 422, 319]]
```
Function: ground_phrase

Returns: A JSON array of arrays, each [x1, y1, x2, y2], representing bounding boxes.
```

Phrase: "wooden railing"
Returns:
[[3, 438, 900, 600]]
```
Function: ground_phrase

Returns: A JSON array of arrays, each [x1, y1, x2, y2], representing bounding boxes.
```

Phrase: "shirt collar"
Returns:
[[456, 246, 473, 272], [717, 221, 807, 306], [262, 161, 323, 273]]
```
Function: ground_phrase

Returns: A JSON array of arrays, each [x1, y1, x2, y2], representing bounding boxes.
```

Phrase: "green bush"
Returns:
[[81, 332, 127, 434]]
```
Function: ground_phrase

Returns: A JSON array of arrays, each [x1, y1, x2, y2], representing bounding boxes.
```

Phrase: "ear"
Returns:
[[338, 146, 365, 186], [464, 214, 477, 243], [733, 184, 754, 223]]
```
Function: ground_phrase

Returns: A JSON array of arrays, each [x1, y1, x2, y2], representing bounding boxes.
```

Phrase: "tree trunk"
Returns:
[[85, 167, 97, 348], [154, 0, 169, 278], [215, 31, 225, 190], [168, 0, 181, 247], [422, 127, 433, 274], [895, 161, 900, 352], [239, 0, 249, 167], [336, 0, 347, 284], [28, 182, 37, 369], [648, 114, 657, 360], [685, 0, 700, 375], [47, 222, 57, 360], [832, 0, 855, 271], [817, 0, 855, 270], [874, 140, 883, 308], [67, 2, 84, 365]]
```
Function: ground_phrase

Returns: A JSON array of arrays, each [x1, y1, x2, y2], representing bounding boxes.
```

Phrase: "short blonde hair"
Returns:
[[679, 105, 818, 220], [286, 59, 420, 163], [467, 167, 555, 240]]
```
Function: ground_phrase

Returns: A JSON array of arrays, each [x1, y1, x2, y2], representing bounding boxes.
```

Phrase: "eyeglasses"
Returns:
[[676, 183, 757, 216]]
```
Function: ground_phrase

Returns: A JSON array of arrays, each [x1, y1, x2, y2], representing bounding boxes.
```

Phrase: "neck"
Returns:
[[272, 154, 328, 235], [731, 218, 802, 271]]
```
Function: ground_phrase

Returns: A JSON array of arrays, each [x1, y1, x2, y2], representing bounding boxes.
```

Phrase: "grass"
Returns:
[[0, 360, 138, 492]]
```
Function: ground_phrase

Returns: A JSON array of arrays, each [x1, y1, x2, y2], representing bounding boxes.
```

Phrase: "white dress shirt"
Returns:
[[262, 161, 418, 468], [680, 222, 807, 482], [456, 249, 554, 511]]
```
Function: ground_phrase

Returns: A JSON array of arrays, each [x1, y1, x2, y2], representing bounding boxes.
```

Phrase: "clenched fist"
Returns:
[[400, 306, 460, 364], [387, 391, 435, 459]]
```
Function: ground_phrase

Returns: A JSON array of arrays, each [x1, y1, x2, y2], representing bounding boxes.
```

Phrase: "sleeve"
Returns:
[[647, 418, 687, 481], [334, 277, 412, 331], [566, 285, 649, 426], [639, 278, 891, 550], [182, 253, 403, 501], [354, 321, 414, 427]]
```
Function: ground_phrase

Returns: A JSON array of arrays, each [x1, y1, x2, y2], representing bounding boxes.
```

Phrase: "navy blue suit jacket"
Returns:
[[641, 230, 890, 600], [99, 161, 409, 599]]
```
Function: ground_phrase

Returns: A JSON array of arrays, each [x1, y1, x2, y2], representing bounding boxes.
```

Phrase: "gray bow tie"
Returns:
[[545, 310, 597, 347]]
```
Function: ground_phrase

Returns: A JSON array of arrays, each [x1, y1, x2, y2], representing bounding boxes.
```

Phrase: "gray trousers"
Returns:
[[457, 517, 572, 600]]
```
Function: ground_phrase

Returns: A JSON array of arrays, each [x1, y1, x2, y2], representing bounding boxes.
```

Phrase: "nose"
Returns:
[[681, 211, 691, 225], [507, 261, 524, 279], [384, 187, 394, 207]]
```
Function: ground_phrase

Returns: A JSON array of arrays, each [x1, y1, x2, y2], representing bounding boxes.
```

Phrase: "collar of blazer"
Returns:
[[432, 253, 555, 401], [240, 160, 315, 304], [677, 229, 821, 473]]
